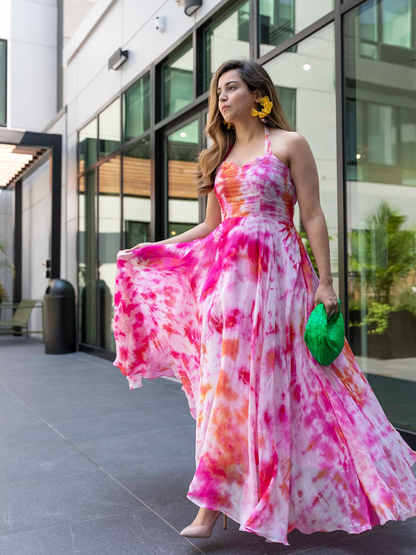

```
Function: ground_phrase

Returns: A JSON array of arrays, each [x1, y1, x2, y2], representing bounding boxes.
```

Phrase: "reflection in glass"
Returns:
[[381, 0, 411, 48], [98, 156, 121, 352], [99, 98, 120, 159], [259, 0, 334, 57], [356, 0, 415, 64], [123, 73, 150, 142], [167, 120, 199, 238], [78, 119, 97, 173], [345, 0, 416, 432], [123, 138, 151, 249], [163, 43, 193, 119], [78, 172, 97, 346], [264, 23, 338, 296], [204, 1, 250, 91], [0, 40, 6, 125]]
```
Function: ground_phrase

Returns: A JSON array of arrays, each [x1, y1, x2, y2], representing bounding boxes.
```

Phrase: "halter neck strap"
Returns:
[[264, 125, 272, 154]]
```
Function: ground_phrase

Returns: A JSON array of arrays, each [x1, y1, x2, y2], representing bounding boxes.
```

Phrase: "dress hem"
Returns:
[[186, 493, 416, 546]]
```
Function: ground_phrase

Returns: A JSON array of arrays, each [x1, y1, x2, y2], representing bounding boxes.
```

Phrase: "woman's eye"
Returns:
[[217, 86, 236, 96]]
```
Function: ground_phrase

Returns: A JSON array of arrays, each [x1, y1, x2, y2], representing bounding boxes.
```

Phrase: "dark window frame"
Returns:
[[0, 39, 7, 127]]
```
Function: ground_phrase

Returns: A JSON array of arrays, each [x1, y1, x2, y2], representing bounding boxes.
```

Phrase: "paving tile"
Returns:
[[75, 423, 196, 471], [298, 519, 416, 555], [103, 454, 196, 508], [0, 433, 96, 487], [0, 511, 201, 555], [53, 402, 194, 443], [0, 421, 59, 449], [0, 524, 76, 555], [0, 469, 146, 537], [1, 363, 192, 425], [70, 509, 202, 555], [0, 386, 40, 428]]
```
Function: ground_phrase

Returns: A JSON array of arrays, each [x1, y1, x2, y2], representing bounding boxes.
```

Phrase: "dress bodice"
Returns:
[[214, 125, 297, 226]]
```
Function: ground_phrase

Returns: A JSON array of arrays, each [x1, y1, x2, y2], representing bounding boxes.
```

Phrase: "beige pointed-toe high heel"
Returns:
[[180, 510, 227, 538]]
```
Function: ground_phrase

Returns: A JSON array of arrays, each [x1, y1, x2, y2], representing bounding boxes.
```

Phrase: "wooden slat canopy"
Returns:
[[79, 156, 199, 199]]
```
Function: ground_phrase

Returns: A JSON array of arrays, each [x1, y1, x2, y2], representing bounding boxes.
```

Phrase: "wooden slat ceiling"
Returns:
[[0, 144, 49, 188]]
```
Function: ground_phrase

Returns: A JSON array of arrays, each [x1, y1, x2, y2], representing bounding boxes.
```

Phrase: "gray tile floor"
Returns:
[[0, 336, 415, 555]]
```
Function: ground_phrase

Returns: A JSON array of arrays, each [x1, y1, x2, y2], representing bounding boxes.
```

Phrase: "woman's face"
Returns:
[[217, 69, 260, 123]]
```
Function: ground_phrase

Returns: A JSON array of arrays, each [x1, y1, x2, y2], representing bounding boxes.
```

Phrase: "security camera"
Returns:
[[155, 16, 165, 32]]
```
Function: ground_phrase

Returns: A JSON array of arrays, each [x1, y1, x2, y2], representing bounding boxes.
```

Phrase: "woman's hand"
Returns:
[[314, 281, 338, 318], [123, 242, 152, 254]]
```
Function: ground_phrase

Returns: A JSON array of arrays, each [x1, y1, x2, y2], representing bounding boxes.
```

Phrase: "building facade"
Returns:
[[1, 0, 416, 440]]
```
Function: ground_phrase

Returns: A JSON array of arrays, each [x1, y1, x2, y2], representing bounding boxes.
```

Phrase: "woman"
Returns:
[[113, 59, 416, 545]]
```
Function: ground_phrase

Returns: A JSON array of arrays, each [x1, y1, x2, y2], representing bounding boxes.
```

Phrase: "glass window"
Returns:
[[78, 119, 97, 173], [0, 40, 6, 125], [264, 23, 338, 296], [99, 98, 120, 159], [78, 171, 97, 346], [123, 72, 150, 143], [162, 41, 193, 119], [167, 120, 200, 238], [123, 137, 151, 249], [259, 0, 335, 58], [98, 156, 121, 352], [381, 0, 412, 48], [345, 0, 416, 433], [203, 1, 250, 91]]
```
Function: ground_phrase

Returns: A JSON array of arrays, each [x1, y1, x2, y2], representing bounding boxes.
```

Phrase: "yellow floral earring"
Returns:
[[223, 120, 235, 130], [251, 95, 273, 119]]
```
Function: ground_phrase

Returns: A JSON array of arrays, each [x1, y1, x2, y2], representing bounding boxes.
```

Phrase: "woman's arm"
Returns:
[[288, 132, 338, 314], [124, 187, 222, 251]]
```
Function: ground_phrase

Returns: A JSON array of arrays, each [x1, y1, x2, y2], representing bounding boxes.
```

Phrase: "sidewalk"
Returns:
[[0, 335, 415, 554]]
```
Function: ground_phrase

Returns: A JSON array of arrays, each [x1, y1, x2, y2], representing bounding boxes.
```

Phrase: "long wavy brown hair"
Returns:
[[195, 59, 293, 196]]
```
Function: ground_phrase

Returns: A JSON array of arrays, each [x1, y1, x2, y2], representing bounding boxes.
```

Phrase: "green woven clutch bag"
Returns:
[[304, 299, 344, 366]]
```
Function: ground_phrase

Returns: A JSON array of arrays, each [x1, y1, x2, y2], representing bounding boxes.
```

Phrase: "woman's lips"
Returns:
[[222, 106, 230, 111]]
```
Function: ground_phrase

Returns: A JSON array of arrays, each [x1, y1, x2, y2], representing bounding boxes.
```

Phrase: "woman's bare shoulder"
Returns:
[[269, 128, 309, 146], [268, 128, 310, 167]]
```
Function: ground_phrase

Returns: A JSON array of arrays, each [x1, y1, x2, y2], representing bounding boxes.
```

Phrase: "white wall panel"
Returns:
[[0, 0, 12, 40], [11, 0, 58, 48], [9, 41, 57, 131], [76, 0, 122, 95], [76, 64, 121, 130]]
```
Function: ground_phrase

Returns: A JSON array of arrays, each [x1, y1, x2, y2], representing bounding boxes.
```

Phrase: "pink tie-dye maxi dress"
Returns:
[[113, 125, 416, 545]]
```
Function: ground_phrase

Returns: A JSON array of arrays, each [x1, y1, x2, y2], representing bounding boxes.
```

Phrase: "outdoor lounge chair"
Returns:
[[0, 299, 42, 337]]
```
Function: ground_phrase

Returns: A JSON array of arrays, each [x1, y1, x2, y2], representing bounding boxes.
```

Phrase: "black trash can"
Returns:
[[43, 278, 76, 354]]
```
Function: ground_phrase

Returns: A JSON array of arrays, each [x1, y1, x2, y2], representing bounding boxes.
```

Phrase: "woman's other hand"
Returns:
[[313, 281, 338, 319], [123, 242, 152, 254]]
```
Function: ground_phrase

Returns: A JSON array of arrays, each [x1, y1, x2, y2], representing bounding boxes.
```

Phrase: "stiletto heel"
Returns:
[[180, 510, 227, 538]]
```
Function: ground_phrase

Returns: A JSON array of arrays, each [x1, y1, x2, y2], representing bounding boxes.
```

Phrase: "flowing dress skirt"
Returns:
[[113, 214, 416, 545]]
